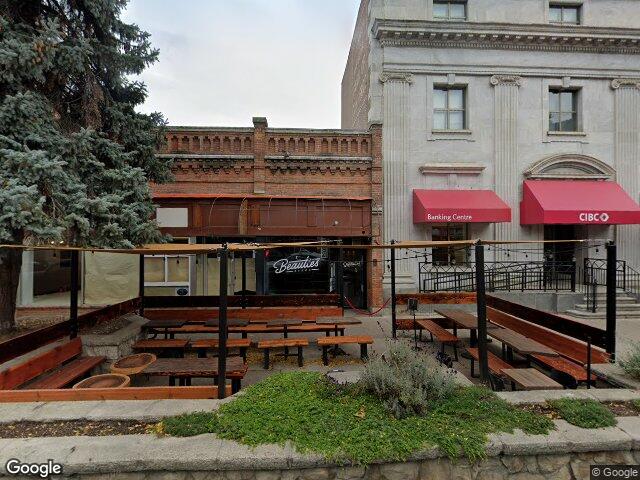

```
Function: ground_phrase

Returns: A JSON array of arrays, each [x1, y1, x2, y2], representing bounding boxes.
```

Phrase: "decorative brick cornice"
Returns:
[[490, 75, 523, 87], [374, 20, 640, 54], [266, 156, 372, 176], [166, 155, 254, 175], [611, 78, 640, 90], [379, 72, 414, 84]]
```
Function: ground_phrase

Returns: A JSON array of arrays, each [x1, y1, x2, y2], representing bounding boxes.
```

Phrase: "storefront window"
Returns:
[[432, 225, 469, 266], [266, 247, 331, 295], [144, 239, 190, 292]]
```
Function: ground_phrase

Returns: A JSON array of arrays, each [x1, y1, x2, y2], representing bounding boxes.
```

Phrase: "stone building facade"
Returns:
[[342, 0, 640, 292]]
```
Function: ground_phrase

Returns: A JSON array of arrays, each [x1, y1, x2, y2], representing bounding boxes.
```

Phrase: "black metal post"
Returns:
[[474, 243, 489, 383], [606, 242, 617, 360], [69, 250, 79, 339], [241, 255, 247, 309], [337, 246, 344, 308], [390, 240, 397, 339], [587, 336, 592, 389], [139, 254, 145, 317], [217, 246, 229, 399]]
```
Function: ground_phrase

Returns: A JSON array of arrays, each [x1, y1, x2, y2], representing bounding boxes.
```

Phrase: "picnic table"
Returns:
[[142, 319, 186, 339], [489, 328, 559, 361], [142, 357, 246, 392], [267, 319, 303, 357], [501, 368, 563, 391], [434, 308, 500, 347], [316, 317, 363, 355], [204, 318, 250, 328]]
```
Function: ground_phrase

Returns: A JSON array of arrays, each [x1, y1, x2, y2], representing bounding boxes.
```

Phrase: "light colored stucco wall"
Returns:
[[351, 0, 640, 289]]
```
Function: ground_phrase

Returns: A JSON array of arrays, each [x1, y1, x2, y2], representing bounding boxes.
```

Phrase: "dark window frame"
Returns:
[[433, 0, 468, 21], [431, 224, 470, 267], [549, 3, 581, 25], [433, 86, 467, 131], [549, 88, 580, 133]]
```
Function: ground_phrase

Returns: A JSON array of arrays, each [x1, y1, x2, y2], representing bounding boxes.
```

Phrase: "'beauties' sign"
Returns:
[[273, 257, 321, 274]]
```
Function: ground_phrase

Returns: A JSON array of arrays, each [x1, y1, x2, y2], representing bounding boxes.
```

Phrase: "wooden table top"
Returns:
[[267, 319, 304, 327], [489, 328, 559, 356], [204, 318, 250, 327], [315, 317, 362, 325], [501, 368, 563, 390], [143, 319, 186, 329], [142, 357, 245, 377], [434, 308, 501, 330]]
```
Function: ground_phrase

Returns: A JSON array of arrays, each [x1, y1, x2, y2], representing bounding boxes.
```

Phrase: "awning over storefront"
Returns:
[[520, 180, 640, 225], [413, 190, 511, 224]]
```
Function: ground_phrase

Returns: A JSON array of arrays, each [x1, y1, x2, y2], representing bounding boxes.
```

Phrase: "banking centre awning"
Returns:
[[413, 190, 511, 224], [520, 180, 640, 225]]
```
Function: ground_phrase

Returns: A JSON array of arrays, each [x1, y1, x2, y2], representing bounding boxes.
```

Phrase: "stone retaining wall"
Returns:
[[81, 314, 147, 371]]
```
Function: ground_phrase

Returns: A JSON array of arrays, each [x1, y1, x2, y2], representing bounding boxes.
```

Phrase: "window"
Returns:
[[144, 238, 190, 287], [433, 87, 466, 131], [549, 89, 579, 132], [433, 1, 467, 21], [432, 225, 469, 266], [549, 4, 581, 25]]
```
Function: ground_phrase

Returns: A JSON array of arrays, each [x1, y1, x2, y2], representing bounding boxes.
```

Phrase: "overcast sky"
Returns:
[[122, 0, 361, 129]]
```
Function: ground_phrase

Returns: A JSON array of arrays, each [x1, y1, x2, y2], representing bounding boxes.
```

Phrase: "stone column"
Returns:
[[612, 79, 640, 269], [380, 72, 414, 287], [491, 75, 523, 260]]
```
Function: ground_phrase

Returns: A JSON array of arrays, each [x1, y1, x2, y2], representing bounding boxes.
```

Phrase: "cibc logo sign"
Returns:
[[579, 212, 610, 223]]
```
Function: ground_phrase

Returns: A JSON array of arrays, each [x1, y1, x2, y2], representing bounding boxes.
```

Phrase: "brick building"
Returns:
[[148, 118, 384, 310]]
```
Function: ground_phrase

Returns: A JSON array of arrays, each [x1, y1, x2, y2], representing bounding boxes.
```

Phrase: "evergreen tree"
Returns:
[[0, 0, 172, 332]]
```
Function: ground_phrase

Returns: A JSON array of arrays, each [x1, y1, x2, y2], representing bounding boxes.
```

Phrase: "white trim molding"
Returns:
[[419, 162, 485, 175], [524, 153, 616, 180], [611, 78, 640, 89]]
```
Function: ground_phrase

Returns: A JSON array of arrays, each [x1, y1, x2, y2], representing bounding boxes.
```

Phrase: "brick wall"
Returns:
[[153, 118, 385, 309]]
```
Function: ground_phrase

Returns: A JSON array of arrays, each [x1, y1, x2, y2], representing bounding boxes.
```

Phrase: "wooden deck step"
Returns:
[[24, 356, 106, 390]]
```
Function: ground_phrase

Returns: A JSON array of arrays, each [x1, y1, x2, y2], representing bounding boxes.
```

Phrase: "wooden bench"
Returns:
[[316, 336, 374, 365], [132, 339, 189, 358], [501, 368, 563, 391], [0, 338, 105, 390], [487, 307, 610, 365], [257, 339, 309, 369], [416, 320, 459, 360], [465, 348, 513, 380], [531, 354, 597, 387], [190, 339, 251, 361], [167, 324, 343, 338]]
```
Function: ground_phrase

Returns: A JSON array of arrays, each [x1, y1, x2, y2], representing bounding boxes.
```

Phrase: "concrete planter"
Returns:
[[81, 314, 147, 371]]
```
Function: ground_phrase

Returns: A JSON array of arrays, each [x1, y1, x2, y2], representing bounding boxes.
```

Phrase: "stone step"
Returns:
[[565, 309, 640, 320], [574, 302, 640, 312]]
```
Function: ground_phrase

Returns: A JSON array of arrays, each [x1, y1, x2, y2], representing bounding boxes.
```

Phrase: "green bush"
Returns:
[[619, 343, 640, 379], [359, 341, 457, 418], [548, 399, 616, 429], [161, 372, 554, 464]]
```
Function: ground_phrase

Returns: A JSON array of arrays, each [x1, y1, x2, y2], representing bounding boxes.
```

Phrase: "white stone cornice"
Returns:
[[379, 72, 414, 84], [373, 20, 640, 54], [611, 78, 640, 90], [490, 75, 523, 87], [419, 163, 485, 175]]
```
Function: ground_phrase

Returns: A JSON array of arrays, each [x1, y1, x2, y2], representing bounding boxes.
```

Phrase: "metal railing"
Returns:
[[583, 258, 640, 312], [419, 260, 578, 293]]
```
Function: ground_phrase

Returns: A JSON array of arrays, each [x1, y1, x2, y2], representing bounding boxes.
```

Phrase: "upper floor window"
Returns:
[[549, 4, 581, 25], [433, 1, 467, 21], [434, 87, 466, 131], [549, 89, 579, 132]]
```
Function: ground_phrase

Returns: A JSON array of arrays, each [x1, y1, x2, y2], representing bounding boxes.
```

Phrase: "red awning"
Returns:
[[413, 190, 511, 224], [520, 180, 640, 225]]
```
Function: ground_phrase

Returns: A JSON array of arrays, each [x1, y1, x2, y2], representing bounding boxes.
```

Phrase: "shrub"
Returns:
[[548, 399, 616, 429], [162, 411, 218, 437], [619, 343, 640, 379], [359, 341, 457, 418]]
